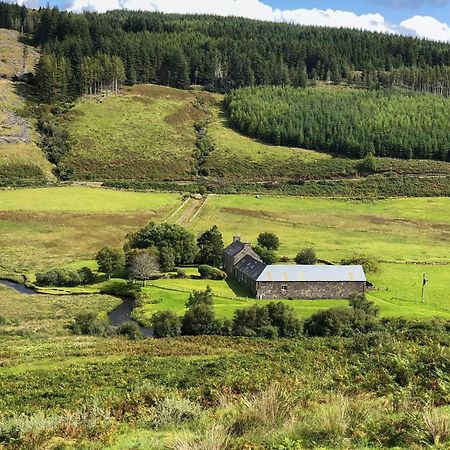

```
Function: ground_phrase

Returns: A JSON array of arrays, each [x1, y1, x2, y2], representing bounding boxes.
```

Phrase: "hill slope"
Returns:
[[0, 28, 38, 78], [60, 84, 332, 182], [0, 28, 54, 185], [0, 79, 54, 185]]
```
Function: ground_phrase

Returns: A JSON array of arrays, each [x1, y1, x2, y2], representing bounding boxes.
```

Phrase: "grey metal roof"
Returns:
[[224, 240, 245, 257], [235, 255, 267, 280], [257, 265, 366, 282]]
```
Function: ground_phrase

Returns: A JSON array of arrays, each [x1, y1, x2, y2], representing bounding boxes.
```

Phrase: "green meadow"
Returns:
[[1, 186, 449, 320]]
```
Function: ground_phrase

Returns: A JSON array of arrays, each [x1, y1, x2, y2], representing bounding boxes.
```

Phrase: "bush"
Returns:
[[153, 394, 202, 428], [341, 255, 380, 274], [253, 245, 277, 264], [186, 286, 213, 307], [35, 266, 95, 287], [68, 313, 112, 336], [96, 247, 125, 279], [232, 303, 303, 338], [182, 303, 216, 336], [349, 293, 380, 317], [117, 321, 143, 340], [176, 268, 187, 278], [159, 246, 176, 272], [151, 311, 181, 338], [294, 247, 317, 265], [198, 264, 227, 280], [257, 232, 280, 250], [304, 306, 378, 337]]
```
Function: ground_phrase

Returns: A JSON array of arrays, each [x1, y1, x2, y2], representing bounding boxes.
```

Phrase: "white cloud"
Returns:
[[400, 15, 450, 42], [273, 8, 391, 34], [66, 0, 450, 43]]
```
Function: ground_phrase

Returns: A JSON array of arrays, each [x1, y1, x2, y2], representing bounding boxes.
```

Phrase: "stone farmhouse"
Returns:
[[223, 236, 366, 299]]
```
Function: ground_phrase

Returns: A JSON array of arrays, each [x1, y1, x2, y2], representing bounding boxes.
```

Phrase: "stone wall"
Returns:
[[256, 281, 365, 300]]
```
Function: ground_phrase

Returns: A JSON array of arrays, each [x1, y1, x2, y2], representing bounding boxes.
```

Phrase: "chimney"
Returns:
[[233, 235, 241, 243]]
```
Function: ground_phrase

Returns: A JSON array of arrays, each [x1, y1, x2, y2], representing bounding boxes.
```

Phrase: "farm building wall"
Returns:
[[255, 281, 366, 300]]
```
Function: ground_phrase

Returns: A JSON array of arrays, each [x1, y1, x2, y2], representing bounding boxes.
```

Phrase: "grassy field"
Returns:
[[1, 187, 449, 320], [0, 187, 182, 275], [190, 195, 450, 262]]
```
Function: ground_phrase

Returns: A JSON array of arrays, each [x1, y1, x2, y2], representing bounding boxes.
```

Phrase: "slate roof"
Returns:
[[223, 240, 245, 257], [257, 265, 366, 282], [235, 255, 267, 280]]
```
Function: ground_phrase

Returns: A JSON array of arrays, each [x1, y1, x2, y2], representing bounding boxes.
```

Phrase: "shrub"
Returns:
[[186, 286, 213, 307], [257, 232, 280, 250], [341, 255, 380, 274], [68, 313, 111, 336], [35, 266, 94, 287], [151, 311, 181, 338], [253, 245, 277, 264], [182, 303, 216, 336], [100, 281, 143, 300], [198, 264, 227, 280], [267, 302, 303, 337], [294, 247, 317, 265], [233, 304, 270, 336], [304, 307, 378, 337], [349, 293, 380, 317], [232, 303, 303, 338], [152, 394, 202, 429], [176, 268, 187, 278], [117, 321, 143, 340], [0, 316, 9, 326], [159, 246, 176, 272], [96, 247, 125, 279]]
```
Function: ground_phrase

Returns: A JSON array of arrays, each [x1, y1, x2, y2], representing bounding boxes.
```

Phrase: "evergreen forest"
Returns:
[[225, 86, 450, 160], [1, 1, 450, 102]]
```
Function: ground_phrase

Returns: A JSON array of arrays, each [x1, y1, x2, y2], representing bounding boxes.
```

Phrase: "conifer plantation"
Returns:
[[225, 87, 450, 160], [1, 1, 450, 103]]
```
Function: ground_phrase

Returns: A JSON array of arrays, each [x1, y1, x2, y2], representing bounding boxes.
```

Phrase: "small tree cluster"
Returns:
[[35, 266, 95, 287], [232, 302, 303, 338], [304, 294, 379, 337], [96, 247, 125, 279], [127, 222, 197, 271]]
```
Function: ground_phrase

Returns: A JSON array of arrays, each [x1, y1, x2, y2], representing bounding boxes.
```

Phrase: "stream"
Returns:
[[0, 279, 153, 337]]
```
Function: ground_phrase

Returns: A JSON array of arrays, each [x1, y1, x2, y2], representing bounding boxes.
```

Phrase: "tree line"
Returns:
[[225, 86, 450, 161], [1, 2, 450, 99]]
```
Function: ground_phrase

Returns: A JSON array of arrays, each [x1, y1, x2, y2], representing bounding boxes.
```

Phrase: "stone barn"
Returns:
[[224, 237, 366, 299]]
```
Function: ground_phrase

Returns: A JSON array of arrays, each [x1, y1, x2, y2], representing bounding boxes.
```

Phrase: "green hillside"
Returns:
[[59, 84, 450, 185]]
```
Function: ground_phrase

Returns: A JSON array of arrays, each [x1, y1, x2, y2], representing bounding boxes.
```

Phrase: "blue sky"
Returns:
[[15, 0, 450, 42], [273, 0, 449, 24]]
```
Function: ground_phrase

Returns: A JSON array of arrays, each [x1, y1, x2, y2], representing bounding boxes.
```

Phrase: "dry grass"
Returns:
[[0, 29, 39, 78], [171, 423, 230, 450], [422, 408, 450, 445]]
